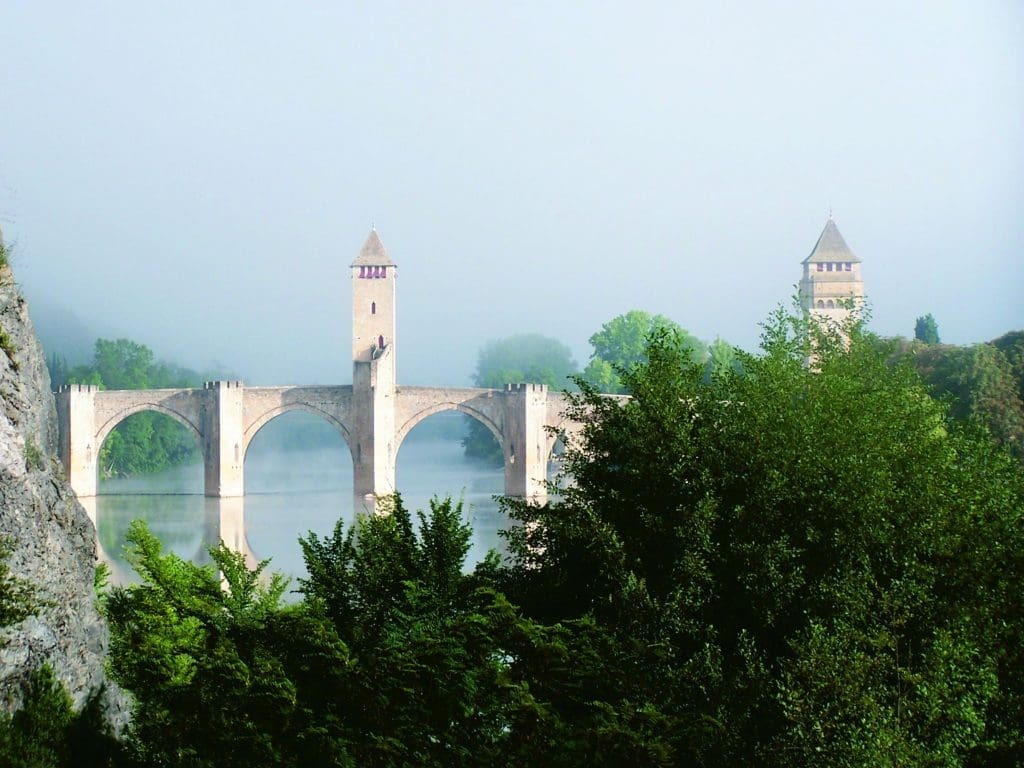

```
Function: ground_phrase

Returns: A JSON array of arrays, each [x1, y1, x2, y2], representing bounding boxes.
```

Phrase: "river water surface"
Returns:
[[88, 415, 512, 586]]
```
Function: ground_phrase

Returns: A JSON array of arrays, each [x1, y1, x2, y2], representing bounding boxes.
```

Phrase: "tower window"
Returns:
[[380, 266, 387, 278], [827, 263, 833, 272], [826, 299, 835, 308], [378, 335, 385, 348], [359, 266, 365, 278], [816, 299, 825, 308], [845, 262, 852, 271], [371, 301, 376, 315], [817, 263, 823, 272]]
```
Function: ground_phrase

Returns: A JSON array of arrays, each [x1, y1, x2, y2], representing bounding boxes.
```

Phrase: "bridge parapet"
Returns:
[[57, 383, 99, 393], [205, 380, 244, 389]]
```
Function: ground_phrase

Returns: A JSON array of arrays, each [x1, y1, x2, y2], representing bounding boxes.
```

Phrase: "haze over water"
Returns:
[[90, 413, 511, 586]]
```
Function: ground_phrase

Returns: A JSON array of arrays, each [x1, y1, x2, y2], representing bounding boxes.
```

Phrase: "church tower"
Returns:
[[799, 218, 864, 327], [351, 229, 397, 370]]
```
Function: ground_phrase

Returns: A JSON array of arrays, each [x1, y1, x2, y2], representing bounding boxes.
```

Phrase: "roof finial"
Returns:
[[828, 204, 833, 221], [371, 221, 375, 231]]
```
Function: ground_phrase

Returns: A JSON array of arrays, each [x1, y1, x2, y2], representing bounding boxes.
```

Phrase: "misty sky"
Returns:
[[1, 2, 1021, 387]]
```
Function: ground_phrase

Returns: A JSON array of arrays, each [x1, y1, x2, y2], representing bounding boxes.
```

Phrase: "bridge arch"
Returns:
[[242, 403, 355, 464], [95, 403, 203, 454], [395, 402, 504, 459]]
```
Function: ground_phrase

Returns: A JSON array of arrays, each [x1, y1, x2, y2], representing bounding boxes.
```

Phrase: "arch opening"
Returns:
[[244, 409, 354, 494], [396, 409, 507, 564], [243, 409, 356, 579], [93, 409, 206, 585], [96, 408, 203, 492]]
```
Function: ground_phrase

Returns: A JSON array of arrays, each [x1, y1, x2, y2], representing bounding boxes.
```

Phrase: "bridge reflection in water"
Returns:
[[79, 495, 258, 587], [78, 439, 512, 587]]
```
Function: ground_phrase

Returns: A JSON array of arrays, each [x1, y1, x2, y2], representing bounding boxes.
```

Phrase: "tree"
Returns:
[[499, 308, 1024, 765], [299, 495, 549, 766], [914, 313, 941, 344], [471, 333, 578, 389], [704, 336, 742, 381], [463, 334, 578, 463], [107, 501, 547, 767], [582, 310, 706, 393], [105, 522, 353, 767], [902, 339, 1024, 462], [992, 330, 1024, 396]]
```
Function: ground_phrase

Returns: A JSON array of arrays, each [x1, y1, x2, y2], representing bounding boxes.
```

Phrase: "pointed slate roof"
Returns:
[[803, 218, 860, 264], [351, 229, 395, 267]]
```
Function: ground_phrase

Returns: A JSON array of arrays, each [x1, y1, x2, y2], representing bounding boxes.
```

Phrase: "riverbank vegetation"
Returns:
[[7, 306, 1020, 766]]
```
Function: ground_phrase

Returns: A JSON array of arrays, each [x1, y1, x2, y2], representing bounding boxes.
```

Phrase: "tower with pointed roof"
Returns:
[[351, 229, 397, 368], [351, 229, 398, 502], [799, 218, 864, 327]]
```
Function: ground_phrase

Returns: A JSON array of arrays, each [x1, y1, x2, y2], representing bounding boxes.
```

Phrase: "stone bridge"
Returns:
[[56, 230, 583, 508], [56, 378, 577, 506]]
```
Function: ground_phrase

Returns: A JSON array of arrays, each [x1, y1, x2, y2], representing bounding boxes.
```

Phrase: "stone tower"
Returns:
[[799, 218, 864, 327], [351, 229, 397, 370], [350, 230, 398, 507]]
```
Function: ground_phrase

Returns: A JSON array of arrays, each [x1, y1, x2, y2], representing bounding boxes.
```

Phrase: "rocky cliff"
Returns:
[[0, 242, 113, 714]]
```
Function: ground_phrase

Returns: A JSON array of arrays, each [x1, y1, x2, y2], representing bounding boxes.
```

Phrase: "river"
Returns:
[[86, 415, 513, 587]]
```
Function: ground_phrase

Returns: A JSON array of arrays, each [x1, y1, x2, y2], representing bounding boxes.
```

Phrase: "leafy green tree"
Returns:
[[0, 666, 119, 768], [105, 521, 353, 767], [107, 501, 553, 767], [582, 310, 706, 393], [906, 340, 1024, 461], [471, 333, 578, 389], [499, 308, 1024, 765], [463, 334, 578, 463], [704, 336, 742, 381], [992, 330, 1024, 397], [914, 313, 941, 344], [299, 495, 545, 766]]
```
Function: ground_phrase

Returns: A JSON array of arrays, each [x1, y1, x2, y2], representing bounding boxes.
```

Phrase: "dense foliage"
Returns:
[[49, 339, 218, 477], [499, 310, 1024, 765], [106, 501, 551, 767], [581, 309, 705, 393], [914, 313, 941, 344], [892, 331, 1024, 462], [78, 311, 1024, 764], [462, 333, 578, 463]]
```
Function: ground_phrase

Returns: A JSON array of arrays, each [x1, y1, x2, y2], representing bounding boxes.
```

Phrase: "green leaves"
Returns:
[[501, 305, 1024, 765], [96, 309, 1024, 765], [582, 310, 706, 393]]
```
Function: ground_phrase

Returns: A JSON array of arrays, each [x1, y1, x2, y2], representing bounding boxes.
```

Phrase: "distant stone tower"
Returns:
[[351, 229, 397, 370], [799, 218, 864, 328]]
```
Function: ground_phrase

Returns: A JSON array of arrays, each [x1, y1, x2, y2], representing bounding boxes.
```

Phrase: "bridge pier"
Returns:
[[202, 381, 245, 497], [56, 384, 100, 498], [503, 383, 551, 503], [352, 346, 397, 511]]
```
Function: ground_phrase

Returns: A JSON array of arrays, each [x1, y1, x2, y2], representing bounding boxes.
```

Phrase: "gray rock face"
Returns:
[[0, 259, 116, 716]]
